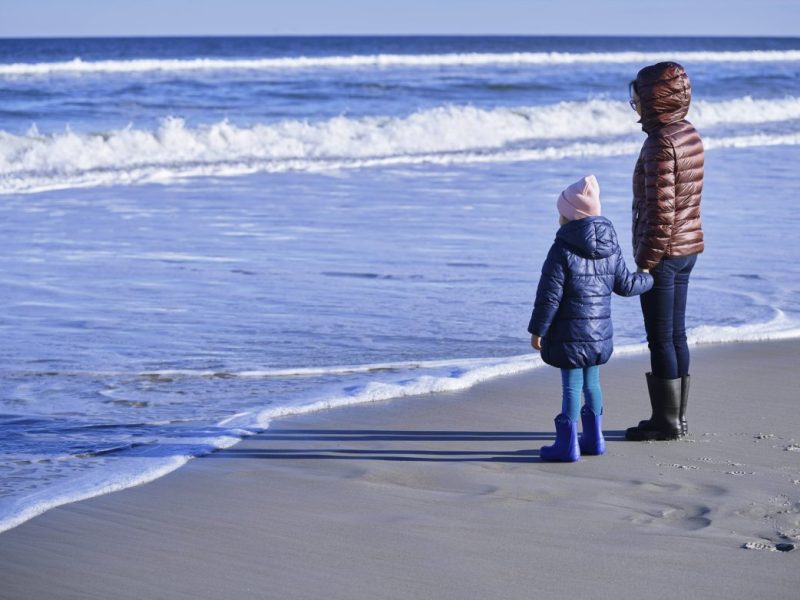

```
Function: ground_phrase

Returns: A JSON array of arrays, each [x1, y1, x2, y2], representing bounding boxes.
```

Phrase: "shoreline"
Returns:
[[4, 331, 800, 536], [1, 339, 798, 599]]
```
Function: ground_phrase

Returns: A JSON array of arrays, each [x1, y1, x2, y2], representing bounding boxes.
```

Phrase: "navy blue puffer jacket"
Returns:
[[528, 216, 653, 369]]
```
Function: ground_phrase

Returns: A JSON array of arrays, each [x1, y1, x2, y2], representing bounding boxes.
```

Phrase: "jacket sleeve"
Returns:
[[527, 244, 566, 337], [635, 135, 677, 269], [613, 247, 653, 297]]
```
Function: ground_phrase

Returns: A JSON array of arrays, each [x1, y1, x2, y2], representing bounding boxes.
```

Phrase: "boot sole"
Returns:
[[625, 428, 681, 442], [540, 455, 580, 462], [578, 441, 605, 455]]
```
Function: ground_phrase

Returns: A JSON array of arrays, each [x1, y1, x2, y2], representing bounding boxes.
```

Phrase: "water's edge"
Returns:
[[2, 321, 799, 536]]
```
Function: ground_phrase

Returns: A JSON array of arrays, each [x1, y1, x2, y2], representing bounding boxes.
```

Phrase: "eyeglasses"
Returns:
[[628, 80, 638, 111]]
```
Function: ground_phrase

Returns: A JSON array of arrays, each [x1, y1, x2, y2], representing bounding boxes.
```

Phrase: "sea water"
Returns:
[[1, 36, 799, 532]]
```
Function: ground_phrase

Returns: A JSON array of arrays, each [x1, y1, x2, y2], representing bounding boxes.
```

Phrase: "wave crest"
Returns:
[[2, 96, 800, 194], [3, 50, 800, 76]]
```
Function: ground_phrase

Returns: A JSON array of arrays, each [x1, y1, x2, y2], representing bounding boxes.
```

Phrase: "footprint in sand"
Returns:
[[736, 498, 800, 520], [628, 479, 726, 497], [736, 498, 800, 552], [657, 463, 699, 470], [697, 456, 720, 463], [781, 528, 800, 541], [628, 503, 712, 531], [623, 480, 717, 531], [743, 541, 796, 552], [726, 470, 755, 476]]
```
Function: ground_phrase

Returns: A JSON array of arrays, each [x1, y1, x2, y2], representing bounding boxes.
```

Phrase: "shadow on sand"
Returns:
[[208, 428, 627, 463]]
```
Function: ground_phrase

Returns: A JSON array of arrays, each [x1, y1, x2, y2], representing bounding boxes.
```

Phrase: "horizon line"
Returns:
[[1, 33, 799, 41]]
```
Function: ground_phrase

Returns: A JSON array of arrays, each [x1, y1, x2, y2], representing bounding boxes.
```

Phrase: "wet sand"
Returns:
[[1, 341, 798, 599]]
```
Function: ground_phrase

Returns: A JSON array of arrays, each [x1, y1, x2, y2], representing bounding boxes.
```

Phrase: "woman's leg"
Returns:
[[560, 368, 583, 421], [627, 256, 695, 441], [582, 365, 603, 415], [672, 255, 697, 377], [640, 260, 678, 379]]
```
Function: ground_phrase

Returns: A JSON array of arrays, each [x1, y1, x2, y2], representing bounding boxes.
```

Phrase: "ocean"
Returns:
[[1, 36, 799, 533]]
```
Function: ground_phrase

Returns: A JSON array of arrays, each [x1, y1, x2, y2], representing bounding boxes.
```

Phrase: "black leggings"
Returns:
[[640, 255, 697, 379]]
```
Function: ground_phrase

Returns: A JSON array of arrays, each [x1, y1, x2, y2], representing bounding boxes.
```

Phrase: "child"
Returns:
[[528, 175, 653, 462]]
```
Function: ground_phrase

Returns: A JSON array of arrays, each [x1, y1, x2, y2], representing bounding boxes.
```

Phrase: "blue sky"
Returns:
[[0, 0, 797, 37]]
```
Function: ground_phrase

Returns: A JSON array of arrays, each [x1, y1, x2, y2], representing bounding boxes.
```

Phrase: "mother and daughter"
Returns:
[[528, 61, 705, 462]]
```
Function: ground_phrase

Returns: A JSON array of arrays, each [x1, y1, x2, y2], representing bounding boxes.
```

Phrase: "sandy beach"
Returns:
[[0, 340, 798, 599]]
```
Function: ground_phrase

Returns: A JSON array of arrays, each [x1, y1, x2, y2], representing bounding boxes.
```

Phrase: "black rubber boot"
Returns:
[[680, 374, 690, 436], [638, 373, 690, 435], [625, 373, 682, 441]]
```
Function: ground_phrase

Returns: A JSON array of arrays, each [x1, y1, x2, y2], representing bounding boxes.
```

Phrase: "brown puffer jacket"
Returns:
[[632, 62, 704, 269]]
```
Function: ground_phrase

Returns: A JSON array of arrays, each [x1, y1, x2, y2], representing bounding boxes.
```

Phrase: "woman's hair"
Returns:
[[628, 79, 638, 96]]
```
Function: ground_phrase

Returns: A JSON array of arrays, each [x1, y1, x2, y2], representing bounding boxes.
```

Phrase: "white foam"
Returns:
[[231, 355, 548, 430], [2, 96, 800, 194], [143, 354, 507, 379], [0, 455, 190, 535], [3, 131, 799, 196], [2, 50, 800, 76], [165, 313, 800, 432], [0, 432, 244, 535], [226, 312, 800, 432], [688, 310, 800, 344], [192, 311, 800, 433], [703, 132, 800, 150], [16, 354, 523, 381], [691, 96, 800, 126]]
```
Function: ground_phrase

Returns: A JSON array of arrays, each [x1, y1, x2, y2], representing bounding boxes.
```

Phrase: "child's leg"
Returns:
[[578, 365, 606, 455], [560, 368, 583, 421], [582, 365, 603, 414], [542, 367, 583, 461]]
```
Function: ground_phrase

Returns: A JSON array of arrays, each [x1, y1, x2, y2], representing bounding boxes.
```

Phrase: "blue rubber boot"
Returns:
[[540, 414, 580, 462], [578, 406, 606, 456]]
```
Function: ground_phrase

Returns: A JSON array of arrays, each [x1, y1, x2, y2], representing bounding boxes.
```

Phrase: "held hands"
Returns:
[[530, 335, 542, 351]]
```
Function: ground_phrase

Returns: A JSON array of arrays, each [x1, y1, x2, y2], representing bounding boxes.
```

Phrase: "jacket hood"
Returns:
[[556, 216, 617, 259], [635, 62, 691, 133]]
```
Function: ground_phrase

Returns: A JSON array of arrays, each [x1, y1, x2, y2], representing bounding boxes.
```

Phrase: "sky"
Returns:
[[0, 0, 797, 37]]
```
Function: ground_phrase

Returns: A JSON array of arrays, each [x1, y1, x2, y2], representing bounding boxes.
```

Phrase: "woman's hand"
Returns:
[[531, 335, 542, 351]]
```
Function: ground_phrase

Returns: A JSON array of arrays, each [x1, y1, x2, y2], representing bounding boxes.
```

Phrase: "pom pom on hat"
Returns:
[[557, 175, 601, 220]]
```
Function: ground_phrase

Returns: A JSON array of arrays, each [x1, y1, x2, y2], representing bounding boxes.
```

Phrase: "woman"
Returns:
[[625, 62, 704, 441]]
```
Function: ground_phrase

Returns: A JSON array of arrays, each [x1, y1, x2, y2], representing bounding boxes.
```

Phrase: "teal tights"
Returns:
[[561, 366, 603, 421]]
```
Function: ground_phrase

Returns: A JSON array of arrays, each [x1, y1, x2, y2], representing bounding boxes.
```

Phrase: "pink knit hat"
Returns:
[[557, 174, 601, 221]]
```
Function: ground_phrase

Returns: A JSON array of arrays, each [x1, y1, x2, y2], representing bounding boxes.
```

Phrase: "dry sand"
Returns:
[[1, 340, 798, 599]]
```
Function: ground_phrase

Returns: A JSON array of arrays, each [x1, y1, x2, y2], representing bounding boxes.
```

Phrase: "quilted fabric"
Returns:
[[632, 61, 705, 269], [528, 216, 653, 369]]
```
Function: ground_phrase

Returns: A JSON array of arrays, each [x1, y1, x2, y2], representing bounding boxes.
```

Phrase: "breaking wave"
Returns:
[[2, 96, 800, 194], [2, 50, 800, 76]]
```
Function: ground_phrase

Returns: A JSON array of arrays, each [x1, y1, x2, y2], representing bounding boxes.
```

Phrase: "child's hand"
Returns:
[[531, 335, 542, 351]]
